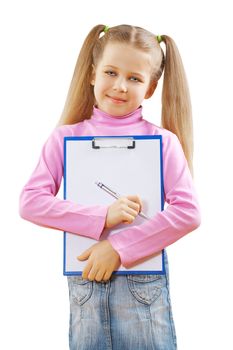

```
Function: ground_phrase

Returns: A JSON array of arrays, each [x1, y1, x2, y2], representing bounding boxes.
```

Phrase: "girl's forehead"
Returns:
[[99, 43, 152, 72]]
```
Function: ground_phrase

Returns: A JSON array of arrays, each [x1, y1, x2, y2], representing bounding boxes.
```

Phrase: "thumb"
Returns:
[[77, 247, 92, 261]]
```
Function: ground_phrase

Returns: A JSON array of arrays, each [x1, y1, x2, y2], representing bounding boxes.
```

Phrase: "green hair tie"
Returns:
[[103, 25, 110, 33], [157, 35, 163, 44]]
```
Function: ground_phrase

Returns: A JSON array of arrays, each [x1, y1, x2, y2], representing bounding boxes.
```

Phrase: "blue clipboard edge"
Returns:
[[63, 135, 165, 276]]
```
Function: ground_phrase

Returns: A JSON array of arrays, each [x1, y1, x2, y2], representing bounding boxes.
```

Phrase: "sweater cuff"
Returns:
[[91, 206, 108, 240], [107, 234, 131, 267]]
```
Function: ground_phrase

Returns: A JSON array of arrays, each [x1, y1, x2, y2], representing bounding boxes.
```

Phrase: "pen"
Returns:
[[95, 181, 149, 220]]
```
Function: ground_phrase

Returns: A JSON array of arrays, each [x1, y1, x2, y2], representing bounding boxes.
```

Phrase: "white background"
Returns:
[[0, 0, 232, 349]]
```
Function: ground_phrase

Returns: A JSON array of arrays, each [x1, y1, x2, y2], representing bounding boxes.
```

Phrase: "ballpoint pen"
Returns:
[[95, 181, 149, 220]]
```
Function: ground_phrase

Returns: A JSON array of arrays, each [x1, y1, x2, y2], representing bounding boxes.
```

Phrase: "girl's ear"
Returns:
[[145, 80, 157, 99], [90, 64, 96, 86]]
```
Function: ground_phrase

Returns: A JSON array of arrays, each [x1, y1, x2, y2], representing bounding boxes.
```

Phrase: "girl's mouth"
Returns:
[[107, 95, 127, 104]]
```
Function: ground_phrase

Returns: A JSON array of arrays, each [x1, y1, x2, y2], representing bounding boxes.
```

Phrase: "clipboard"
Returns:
[[63, 135, 165, 275]]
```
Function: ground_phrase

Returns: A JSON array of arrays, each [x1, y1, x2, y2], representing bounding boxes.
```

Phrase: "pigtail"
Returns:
[[161, 36, 193, 174], [58, 25, 106, 126]]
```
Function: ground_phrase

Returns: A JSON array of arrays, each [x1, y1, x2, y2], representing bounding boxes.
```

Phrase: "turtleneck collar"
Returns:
[[90, 106, 143, 126]]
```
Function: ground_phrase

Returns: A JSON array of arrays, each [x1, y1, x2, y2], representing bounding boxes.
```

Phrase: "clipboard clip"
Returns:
[[92, 137, 135, 149]]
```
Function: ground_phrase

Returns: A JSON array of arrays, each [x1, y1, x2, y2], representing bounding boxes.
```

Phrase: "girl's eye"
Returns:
[[130, 76, 140, 82], [105, 71, 116, 76]]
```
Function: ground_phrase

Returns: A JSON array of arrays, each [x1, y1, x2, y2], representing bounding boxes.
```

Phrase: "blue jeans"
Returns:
[[68, 250, 177, 350]]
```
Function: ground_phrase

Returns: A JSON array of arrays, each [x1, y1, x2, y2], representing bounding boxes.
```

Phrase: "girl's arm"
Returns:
[[19, 126, 142, 240], [19, 127, 108, 240], [107, 132, 201, 267]]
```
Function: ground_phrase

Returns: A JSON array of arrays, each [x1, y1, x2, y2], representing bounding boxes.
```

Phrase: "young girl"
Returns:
[[20, 24, 200, 350]]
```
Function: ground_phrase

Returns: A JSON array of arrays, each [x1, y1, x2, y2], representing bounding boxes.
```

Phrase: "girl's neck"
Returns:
[[91, 106, 143, 126]]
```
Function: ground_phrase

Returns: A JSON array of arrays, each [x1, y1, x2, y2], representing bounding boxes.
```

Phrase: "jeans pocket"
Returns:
[[68, 276, 93, 306], [127, 274, 163, 305]]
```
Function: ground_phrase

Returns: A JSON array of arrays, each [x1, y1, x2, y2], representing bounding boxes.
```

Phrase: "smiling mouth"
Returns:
[[107, 95, 127, 103]]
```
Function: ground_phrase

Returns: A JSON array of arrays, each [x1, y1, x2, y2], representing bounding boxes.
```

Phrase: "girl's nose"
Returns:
[[113, 78, 128, 93]]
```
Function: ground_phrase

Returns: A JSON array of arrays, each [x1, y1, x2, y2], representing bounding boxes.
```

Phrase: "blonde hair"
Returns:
[[58, 24, 193, 173]]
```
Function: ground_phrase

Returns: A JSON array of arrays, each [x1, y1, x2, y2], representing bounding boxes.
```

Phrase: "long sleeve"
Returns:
[[19, 127, 108, 240], [107, 132, 201, 267]]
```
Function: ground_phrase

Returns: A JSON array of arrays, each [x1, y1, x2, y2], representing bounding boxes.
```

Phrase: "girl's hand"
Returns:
[[105, 195, 142, 229], [77, 240, 121, 282]]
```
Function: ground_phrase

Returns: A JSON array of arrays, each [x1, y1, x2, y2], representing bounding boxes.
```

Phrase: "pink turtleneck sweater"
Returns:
[[19, 106, 200, 266]]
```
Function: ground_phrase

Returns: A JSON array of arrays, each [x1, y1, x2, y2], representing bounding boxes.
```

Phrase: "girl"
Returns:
[[20, 24, 201, 350]]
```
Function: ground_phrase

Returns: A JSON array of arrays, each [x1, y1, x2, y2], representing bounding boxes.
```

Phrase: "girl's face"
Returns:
[[91, 43, 156, 116]]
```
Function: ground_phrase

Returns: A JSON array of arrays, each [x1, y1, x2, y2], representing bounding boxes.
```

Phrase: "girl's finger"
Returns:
[[87, 265, 99, 281], [103, 270, 112, 281], [122, 211, 137, 224], [124, 205, 139, 217], [125, 196, 142, 212], [126, 194, 142, 204], [77, 247, 92, 261], [94, 269, 105, 282], [82, 261, 93, 280]]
